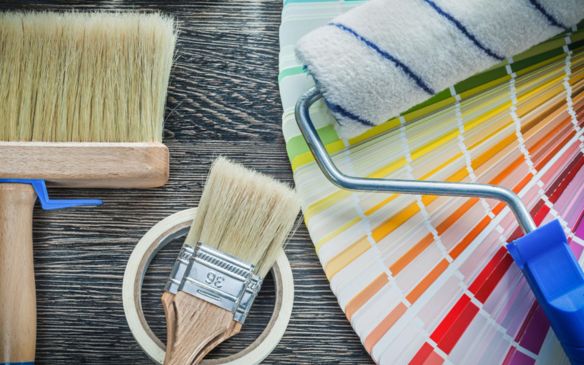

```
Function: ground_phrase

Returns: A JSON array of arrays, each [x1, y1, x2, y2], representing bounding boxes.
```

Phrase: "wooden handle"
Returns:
[[162, 291, 241, 365], [161, 291, 177, 357], [0, 142, 169, 188], [0, 184, 37, 363]]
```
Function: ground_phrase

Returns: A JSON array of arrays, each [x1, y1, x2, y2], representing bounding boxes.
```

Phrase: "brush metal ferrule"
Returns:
[[165, 245, 195, 294], [177, 243, 262, 323]]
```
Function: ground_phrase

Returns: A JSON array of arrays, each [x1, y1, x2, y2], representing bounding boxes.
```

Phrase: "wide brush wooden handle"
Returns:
[[162, 291, 242, 365], [0, 184, 37, 364], [0, 142, 169, 188]]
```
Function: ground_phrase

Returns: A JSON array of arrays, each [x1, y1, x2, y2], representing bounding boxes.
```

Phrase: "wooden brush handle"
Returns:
[[161, 291, 177, 357], [162, 291, 242, 365], [0, 184, 37, 363], [0, 142, 169, 188]]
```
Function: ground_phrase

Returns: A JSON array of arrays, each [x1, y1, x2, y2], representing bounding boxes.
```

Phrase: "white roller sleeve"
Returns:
[[296, 0, 584, 137]]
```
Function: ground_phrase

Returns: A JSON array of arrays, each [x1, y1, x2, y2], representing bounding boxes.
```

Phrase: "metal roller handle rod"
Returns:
[[295, 88, 537, 234]]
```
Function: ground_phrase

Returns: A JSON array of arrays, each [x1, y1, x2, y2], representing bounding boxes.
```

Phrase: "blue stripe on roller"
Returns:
[[305, 65, 376, 127], [422, 0, 505, 61], [329, 22, 435, 95], [0, 362, 35, 364], [325, 99, 376, 127], [527, 0, 568, 30]]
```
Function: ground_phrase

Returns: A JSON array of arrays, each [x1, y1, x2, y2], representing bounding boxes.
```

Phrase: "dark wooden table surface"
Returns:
[[0, 1, 373, 364]]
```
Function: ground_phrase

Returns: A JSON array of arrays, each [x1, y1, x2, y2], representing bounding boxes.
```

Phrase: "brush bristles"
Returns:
[[185, 157, 300, 278], [0, 12, 176, 143]]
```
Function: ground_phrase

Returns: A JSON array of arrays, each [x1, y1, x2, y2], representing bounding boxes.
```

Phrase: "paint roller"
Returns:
[[294, 0, 584, 363]]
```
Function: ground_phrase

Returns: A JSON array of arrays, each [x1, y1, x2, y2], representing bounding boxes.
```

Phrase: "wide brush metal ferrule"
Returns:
[[165, 245, 195, 294], [166, 243, 262, 323]]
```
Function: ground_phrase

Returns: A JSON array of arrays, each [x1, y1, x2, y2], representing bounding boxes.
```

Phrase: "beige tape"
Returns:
[[122, 208, 294, 365]]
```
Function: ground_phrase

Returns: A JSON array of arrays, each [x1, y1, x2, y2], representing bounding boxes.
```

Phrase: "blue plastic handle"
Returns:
[[0, 179, 102, 210], [507, 219, 584, 364]]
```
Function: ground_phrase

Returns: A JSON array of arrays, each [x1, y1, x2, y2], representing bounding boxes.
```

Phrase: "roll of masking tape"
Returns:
[[122, 208, 294, 365]]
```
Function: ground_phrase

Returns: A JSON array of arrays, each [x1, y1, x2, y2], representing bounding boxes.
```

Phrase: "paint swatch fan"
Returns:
[[278, 1, 584, 364]]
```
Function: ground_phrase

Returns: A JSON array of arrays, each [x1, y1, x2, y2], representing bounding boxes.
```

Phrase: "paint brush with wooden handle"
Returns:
[[161, 157, 300, 365], [0, 12, 176, 364]]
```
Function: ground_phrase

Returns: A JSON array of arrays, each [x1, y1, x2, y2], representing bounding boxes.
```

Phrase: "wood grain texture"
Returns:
[[0, 1, 374, 364], [0, 184, 37, 363], [163, 292, 241, 365], [0, 142, 169, 188]]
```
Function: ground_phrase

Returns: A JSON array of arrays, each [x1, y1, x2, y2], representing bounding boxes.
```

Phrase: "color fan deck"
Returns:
[[279, 1, 584, 364]]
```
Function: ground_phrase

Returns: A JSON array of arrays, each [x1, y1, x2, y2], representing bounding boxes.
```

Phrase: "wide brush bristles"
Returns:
[[185, 157, 300, 278], [0, 12, 176, 143]]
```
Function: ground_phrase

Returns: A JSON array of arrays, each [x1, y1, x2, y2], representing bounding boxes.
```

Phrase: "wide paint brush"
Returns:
[[161, 157, 300, 365], [0, 12, 176, 364]]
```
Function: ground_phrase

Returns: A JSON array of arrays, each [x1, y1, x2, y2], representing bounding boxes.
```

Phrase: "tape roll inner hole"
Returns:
[[139, 224, 280, 362]]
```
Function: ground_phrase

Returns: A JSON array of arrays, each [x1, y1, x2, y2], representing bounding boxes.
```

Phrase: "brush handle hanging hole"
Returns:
[[122, 208, 294, 365]]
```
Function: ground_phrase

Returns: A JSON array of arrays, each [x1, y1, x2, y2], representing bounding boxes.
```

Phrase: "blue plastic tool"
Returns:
[[0, 179, 102, 210], [507, 220, 584, 364]]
